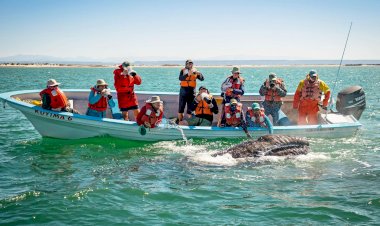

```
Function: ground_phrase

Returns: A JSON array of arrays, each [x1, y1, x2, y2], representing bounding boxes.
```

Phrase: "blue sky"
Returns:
[[0, 0, 379, 60]]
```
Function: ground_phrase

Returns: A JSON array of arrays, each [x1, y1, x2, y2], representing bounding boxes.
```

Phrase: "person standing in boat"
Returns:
[[221, 66, 245, 103], [293, 70, 330, 125], [179, 86, 218, 126], [86, 79, 115, 118], [137, 96, 164, 129], [114, 60, 142, 121], [246, 103, 273, 134], [178, 59, 204, 122], [40, 79, 78, 113], [259, 73, 287, 125], [220, 98, 251, 138]]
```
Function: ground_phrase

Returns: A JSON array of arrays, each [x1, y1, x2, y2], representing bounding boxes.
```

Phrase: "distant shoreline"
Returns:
[[0, 63, 379, 68]]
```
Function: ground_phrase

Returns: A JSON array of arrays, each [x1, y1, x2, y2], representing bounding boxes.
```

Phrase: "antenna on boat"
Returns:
[[328, 22, 353, 110]]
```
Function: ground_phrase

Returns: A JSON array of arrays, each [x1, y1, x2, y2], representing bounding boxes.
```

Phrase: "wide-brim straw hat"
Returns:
[[230, 98, 238, 105], [47, 79, 60, 87], [147, 96, 163, 104], [96, 79, 108, 86]]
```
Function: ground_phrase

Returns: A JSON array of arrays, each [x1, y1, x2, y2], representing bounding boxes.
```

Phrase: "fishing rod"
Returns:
[[328, 22, 353, 111]]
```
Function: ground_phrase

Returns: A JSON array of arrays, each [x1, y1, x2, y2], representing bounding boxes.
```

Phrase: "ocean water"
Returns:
[[0, 66, 379, 225]]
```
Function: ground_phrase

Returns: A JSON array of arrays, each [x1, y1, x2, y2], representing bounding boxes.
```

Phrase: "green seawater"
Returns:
[[0, 66, 379, 225]]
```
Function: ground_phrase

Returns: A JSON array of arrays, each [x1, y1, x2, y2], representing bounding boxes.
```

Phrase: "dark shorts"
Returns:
[[178, 87, 195, 114], [120, 105, 139, 111]]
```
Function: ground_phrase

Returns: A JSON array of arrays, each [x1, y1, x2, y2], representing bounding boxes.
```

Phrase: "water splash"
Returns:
[[160, 118, 189, 145]]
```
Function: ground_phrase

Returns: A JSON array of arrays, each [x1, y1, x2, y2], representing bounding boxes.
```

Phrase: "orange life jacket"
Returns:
[[301, 78, 321, 101], [40, 88, 68, 109], [247, 107, 267, 127], [264, 78, 284, 102], [224, 102, 242, 127], [88, 87, 108, 111], [180, 68, 198, 88], [141, 104, 162, 127], [225, 77, 244, 98], [195, 94, 213, 116]]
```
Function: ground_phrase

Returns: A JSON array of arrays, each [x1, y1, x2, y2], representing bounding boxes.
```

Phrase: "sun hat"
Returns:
[[199, 86, 208, 91], [122, 61, 130, 68], [230, 98, 238, 105], [309, 70, 317, 77], [231, 66, 241, 74], [252, 103, 261, 110], [47, 79, 60, 87], [186, 59, 193, 64], [147, 96, 163, 104], [96, 79, 108, 86], [269, 73, 277, 80]]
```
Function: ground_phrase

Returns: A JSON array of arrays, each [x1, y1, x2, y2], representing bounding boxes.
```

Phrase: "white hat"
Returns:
[[96, 79, 108, 86], [147, 96, 163, 104], [47, 79, 60, 87]]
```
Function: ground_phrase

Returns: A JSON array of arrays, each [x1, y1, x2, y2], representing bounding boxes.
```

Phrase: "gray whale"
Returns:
[[213, 134, 310, 158]]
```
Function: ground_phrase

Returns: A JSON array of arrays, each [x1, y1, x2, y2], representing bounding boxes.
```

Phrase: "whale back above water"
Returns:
[[213, 134, 310, 158]]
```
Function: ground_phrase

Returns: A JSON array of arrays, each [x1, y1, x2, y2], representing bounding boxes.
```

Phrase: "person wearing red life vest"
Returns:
[[220, 98, 251, 138], [259, 73, 287, 125], [40, 79, 77, 113], [221, 66, 245, 104], [86, 79, 115, 118], [245, 103, 273, 134], [137, 96, 164, 129], [114, 60, 142, 121], [178, 59, 204, 122], [293, 70, 331, 125]]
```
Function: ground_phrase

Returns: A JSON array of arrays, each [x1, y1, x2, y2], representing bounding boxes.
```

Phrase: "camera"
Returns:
[[270, 81, 276, 88], [203, 96, 212, 104]]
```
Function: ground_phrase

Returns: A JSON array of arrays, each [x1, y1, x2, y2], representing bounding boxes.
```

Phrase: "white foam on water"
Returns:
[[190, 152, 239, 166]]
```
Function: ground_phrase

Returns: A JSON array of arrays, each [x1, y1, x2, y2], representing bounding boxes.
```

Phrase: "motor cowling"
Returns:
[[336, 86, 365, 120]]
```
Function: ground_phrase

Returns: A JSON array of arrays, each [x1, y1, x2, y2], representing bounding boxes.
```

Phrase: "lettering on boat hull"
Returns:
[[34, 109, 73, 121]]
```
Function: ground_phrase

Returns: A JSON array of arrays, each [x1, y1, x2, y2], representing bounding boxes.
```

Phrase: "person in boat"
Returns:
[[259, 72, 287, 125], [221, 66, 245, 104], [113, 60, 142, 121], [86, 79, 115, 118], [220, 98, 251, 138], [178, 59, 204, 122], [293, 70, 331, 125], [246, 103, 273, 134], [179, 86, 218, 126], [40, 79, 78, 113], [136, 96, 164, 129]]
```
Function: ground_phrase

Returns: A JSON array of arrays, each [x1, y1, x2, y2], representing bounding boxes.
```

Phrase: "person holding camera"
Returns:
[[178, 59, 204, 122], [259, 73, 287, 125], [293, 70, 330, 125], [180, 86, 218, 126], [220, 99, 251, 138], [86, 79, 115, 118], [246, 103, 273, 134], [113, 60, 142, 120], [221, 66, 245, 104]]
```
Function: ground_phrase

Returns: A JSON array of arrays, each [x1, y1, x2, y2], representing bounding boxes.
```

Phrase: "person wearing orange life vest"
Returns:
[[136, 96, 164, 129], [220, 98, 251, 137], [293, 70, 331, 125], [86, 79, 115, 118], [246, 103, 273, 134], [114, 60, 142, 121], [40, 79, 78, 113], [178, 59, 204, 122], [179, 86, 218, 126], [221, 66, 245, 104], [259, 73, 287, 125]]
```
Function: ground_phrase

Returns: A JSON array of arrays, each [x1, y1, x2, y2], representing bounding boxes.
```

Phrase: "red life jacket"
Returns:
[[195, 94, 213, 116], [180, 68, 198, 88], [114, 65, 140, 93], [224, 103, 242, 127], [264, 78, 284, 102], [88, 87, 108, 111], [141, 104, 163, 128], [301, 78, 321, 101], [247, 107, 267, 127], [40, 88, 68, 109], [225, 77, 244, 98]]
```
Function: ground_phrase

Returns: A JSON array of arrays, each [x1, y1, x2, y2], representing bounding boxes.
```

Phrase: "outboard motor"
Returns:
[[336, 86, 365, 120]]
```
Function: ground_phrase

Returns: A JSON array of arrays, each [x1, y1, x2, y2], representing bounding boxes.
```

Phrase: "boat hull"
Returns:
[[1, 90, 362, 141]]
